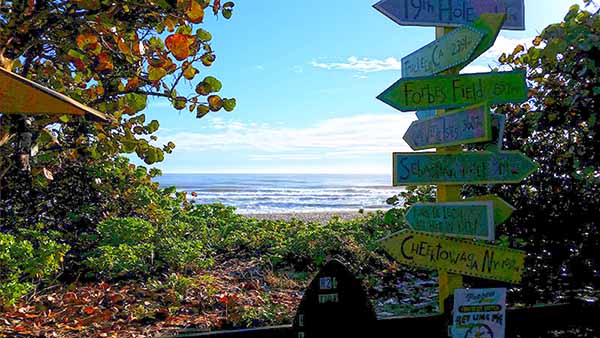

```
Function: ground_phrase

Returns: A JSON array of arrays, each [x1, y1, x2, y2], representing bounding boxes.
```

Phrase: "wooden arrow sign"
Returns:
[[455, 13, 506, 71], [373, 0, 525, 30], [403, 103, 491, 150], [379, 230, 525, 283], [401, 25, 484, 78], [464, 194, 515, 225], [392, 150, 538, 186], [377, 70, 528, 112], [406, 201, 495, 240]]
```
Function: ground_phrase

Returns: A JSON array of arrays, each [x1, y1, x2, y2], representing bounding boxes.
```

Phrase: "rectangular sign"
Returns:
[[392, 150, 538, 186], [403, 103, 491, 150], [377, 70, 528, 112], [402, 25, 483, 78], [373, 0, 525, 30], [379, 230, 525, 283], [453, 288, 507, 338], [406, 201, 495, 240]]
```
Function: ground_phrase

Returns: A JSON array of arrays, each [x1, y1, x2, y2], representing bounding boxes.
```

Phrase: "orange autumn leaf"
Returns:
[[186, 0, 205, 23], [83, 306, 96, 315], [213, 0, 220, 15], [165, 34, 194, 61], [125, 77, 140, 91], [76, 33, 99, 51], [95, 52, 114, 72], [117, 37, 131, 55]]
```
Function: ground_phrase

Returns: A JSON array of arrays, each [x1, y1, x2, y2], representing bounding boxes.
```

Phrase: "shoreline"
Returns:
[[240, 209, 386, 223]]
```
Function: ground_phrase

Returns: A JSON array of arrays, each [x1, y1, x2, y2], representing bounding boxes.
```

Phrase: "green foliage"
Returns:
[[0, 232, 69, 307], [465, 5, 600, 303], [97, 217, 155, 246], [85, 243, 155, 279]]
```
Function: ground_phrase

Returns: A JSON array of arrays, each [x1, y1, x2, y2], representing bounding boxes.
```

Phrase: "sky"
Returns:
[[136, 0, 598, 174]]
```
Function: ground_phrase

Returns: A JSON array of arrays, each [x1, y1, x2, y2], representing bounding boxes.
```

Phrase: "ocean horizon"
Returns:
[[154, 173, 400, 214]]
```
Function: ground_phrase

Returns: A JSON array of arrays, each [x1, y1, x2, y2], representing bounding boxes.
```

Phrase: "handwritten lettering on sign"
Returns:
[[402, 25, 483, 78], [373, 0, 525, 30], [403, 103, 491, 150], [406, 201, 495, 240], [377, 70, 527, 112], [392, 151, 538, 186], [379, 230, 525, 283]]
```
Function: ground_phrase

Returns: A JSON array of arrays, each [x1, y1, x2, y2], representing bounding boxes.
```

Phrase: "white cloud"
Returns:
[[160, 114, 415, 160], [483, 35, 534, 59], [311, 56, 402, 73]]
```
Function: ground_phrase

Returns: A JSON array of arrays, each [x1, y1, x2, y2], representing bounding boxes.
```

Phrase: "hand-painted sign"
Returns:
[[456, 13, 506, 71], [379, 230, 525, 283], [486, 113, 506, 151], [377, 70, 527, 112], [401, 25, 483, 78], [403, 103, 491, 150], [453, 288, 507, 338], [406, 201, 495, 240], [392, 150, 538, 186], [464, 194, 515, 226], [373, 0, 525, 30], [416, 110, 436, 120]]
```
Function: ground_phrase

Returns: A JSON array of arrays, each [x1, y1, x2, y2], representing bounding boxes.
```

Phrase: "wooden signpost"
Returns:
[[405, 201, 495, 240], [401, 25, 483, 78], [393, 151, 538, 185], [464, 194, 515, 226], [403, 103, 491, 150], [377, 70, 528, 112], [373, 0, 525, 30], [379, 230, 526, 283]]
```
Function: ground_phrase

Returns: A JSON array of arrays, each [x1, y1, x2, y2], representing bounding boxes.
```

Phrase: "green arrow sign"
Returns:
[[392, 150, 538, 186], [377, 70, 528, 112], [379, 230, 525, 283], [401, 25, 484, 78], [464, 194, 515, 225], [455, 14, 506, 71], [403, 103, 491, 150], [406, 201, 495, 240]]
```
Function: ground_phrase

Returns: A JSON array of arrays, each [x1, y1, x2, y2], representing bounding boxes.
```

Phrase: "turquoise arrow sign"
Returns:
[[406, 201, 495, 240], [464, 194, 515, 225], [403, 103, 491, 150], [392, 150, 538, 186], [377, 70, 528, 112], [373, 0, 525, 30], [401, 25, 483, 78]]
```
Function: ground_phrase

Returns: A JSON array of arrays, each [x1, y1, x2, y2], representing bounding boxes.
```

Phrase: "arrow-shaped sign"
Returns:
[[392, 150, 538, 186], [406, 201, 495, 240], [373, 0, 525, 31], [403, 103, 491, 150], [379, 230, 525, 283], [464, 194, 515, 225], [401, 25, 484, 78], [455, 13, 506, 71], [377, 70, 528, 112]]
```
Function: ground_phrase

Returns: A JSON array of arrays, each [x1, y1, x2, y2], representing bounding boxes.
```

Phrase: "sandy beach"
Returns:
[[241, 210, 385, 223]]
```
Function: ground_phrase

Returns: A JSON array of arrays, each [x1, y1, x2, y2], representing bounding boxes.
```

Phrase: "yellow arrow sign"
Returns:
[[379, 230, 525, 283]]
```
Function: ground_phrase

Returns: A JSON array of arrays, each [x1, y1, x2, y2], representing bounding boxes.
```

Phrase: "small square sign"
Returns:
[[452, 288, 506, 338]]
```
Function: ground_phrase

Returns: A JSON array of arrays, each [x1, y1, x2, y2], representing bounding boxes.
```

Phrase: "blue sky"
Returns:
[[137, 0, 597, 174]]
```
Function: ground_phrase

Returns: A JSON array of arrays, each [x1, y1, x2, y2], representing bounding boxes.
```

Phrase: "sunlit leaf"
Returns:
[[173, 96, 187, 110], [222, 98, 236, 112], [196, 104, 210, 118], [148, 65, 167, 81], [165, 34, 195, 61], [208, 95, 223, 111], [95, 52, 114, 72], [186, 0, 205, 23]]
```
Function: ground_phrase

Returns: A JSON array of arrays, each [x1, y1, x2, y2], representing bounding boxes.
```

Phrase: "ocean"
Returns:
[[154, 173, 399, 214]]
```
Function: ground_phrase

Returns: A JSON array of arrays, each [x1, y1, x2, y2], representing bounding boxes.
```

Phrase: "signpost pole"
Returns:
[[434, 26, 463, 317]]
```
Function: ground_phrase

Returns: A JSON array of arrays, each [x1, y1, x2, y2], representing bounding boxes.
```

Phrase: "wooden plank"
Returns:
[[0, 67, 111, 121], [403, 103, 491, 150], [373, 0, 525, 30], [379, 230, 525, 283], [377, 70, 528, 112], [392, 150, 538, 186], [405, 201, 495, 241], [401, 25, 483, 78], [464, 194, 515, 225]]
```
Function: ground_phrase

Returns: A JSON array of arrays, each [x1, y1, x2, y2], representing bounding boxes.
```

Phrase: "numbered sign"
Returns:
[[292, 260, 376, 338], [392, 150, 538, 186], [373, 0, 525, 30], [379, 230, 525, 283], [377, 70, 528, 112], [405, 201, 495, 240]]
